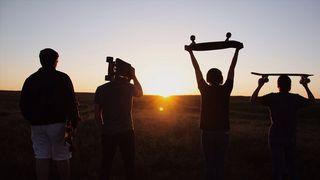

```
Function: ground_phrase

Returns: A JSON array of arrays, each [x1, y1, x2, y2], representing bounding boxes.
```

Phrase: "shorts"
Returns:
[[31, 122, 71, 161]]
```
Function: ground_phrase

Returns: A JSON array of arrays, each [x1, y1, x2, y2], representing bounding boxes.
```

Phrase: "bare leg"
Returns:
[[36, 158, 50, 180], [55, 160, 70, 180]]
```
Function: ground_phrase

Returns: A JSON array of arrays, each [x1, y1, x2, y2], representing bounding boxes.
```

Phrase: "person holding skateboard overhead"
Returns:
[[251, 75, 316, 180], [185, 41, 243, 180]]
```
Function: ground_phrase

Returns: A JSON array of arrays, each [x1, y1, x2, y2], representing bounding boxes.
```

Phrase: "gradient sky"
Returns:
[[1, 0, 319, 97]]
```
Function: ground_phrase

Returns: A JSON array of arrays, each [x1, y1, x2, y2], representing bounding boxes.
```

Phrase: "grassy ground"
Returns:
[[0, 91, 319, 180]]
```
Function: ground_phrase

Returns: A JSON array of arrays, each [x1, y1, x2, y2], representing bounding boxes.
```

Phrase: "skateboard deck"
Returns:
[[251, 72, 313, 77], [185, 32, 243, 51]]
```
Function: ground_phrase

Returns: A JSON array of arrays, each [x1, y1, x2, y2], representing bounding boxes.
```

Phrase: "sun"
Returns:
[[157, 89, 173, 98], [158, 106, 164, 112]]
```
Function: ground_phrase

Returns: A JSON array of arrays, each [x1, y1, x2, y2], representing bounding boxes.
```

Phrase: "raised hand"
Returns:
[[299, 76, 310, 87], [237, 43, 244, 50], [258, 76, 268, 86]]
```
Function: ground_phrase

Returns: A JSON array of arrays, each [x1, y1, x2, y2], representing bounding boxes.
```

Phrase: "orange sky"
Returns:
[[0, 1, 319, 98]]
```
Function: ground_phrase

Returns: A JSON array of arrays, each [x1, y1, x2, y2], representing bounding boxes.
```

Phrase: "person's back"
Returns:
[[200, 79, 233, 131], [260, 92, 310, 137], [21, 68, 78, 125], [95, 81, 135, 134]]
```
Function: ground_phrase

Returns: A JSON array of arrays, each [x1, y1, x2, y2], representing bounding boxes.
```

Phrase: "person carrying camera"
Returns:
[[94, 62, 143, 180], [251, 75, 316, 180], [20, 48, 81, 180], [185, 43, 243, 180]]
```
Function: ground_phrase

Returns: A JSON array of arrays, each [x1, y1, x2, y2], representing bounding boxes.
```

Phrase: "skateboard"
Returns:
[[251, 72, 313, 83], [185, 32, 243, 51]]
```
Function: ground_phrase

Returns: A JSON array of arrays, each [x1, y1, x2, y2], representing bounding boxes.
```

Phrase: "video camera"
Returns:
[[105, 56, 135, 81]]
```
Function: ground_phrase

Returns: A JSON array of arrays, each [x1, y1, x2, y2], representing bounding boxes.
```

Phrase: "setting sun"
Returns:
[[158, 107, 164, 112]]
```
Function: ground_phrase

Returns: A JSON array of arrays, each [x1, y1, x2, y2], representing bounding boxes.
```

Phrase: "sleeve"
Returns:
[[20, 78, 31, 121], [296, 94, 311, 109], [223, 79, 234, 94], [65, 76, 80, 127], [259, 93, 273, 106]]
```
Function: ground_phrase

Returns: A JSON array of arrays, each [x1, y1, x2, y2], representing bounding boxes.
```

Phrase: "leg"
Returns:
[[202, 131, 228, 180], [49, 123, 72, 180], [202, 131, 215, 180], [118, 130, 135, 180], [36, 158, 50, 180], [215, 133, 229, 180], [100, 134, 117, 180], [55, 160, 70, 180], [285, 138, 299, 180], [31, 125, 51, 180], [269, 135, 284, 180]]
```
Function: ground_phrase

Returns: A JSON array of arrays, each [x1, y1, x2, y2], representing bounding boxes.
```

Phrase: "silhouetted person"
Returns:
[[185, 44, 243, 180], [20, 48, 81, 180], [251, 75, 316, 180], [95, 67, 143, 180]]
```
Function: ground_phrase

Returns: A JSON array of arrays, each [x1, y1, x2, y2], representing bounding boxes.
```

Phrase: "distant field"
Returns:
[[0, 91, 319, 180]]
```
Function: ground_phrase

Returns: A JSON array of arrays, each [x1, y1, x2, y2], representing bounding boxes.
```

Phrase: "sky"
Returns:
[[0, 0, 319, 97]]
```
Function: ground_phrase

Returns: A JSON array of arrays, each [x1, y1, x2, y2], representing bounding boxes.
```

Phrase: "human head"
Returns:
[[207, 68, 223, 85], [277, 75, 291, 92], [39, 48, 59, 68]]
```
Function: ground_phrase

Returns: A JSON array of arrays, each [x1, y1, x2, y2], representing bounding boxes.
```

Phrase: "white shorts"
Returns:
[[31, 122, 71, 161]]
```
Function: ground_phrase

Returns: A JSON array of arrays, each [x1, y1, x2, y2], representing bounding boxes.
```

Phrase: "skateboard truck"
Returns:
[[105, 56, 115, 81], [105, 56, 134, 81]]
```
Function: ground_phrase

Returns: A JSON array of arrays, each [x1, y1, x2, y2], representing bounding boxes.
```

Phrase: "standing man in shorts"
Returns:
[[94, 60, 143, 180], [251, 75, 316, 180], [20, 48, 81, 180]]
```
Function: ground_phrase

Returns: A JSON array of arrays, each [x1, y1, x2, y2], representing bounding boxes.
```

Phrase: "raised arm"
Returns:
[[185, 46, 205, 86], [251, 77, 267, 104], [131, 69, 143, 97], [300, 77, 316, 104], [227, 44, 243, 81]]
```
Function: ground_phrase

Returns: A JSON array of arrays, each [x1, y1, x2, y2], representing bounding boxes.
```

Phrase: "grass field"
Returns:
[[0, 91, 319, 180]]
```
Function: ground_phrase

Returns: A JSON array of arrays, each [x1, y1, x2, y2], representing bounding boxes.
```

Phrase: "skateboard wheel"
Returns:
[[190, 35, 195, 41], [106, 56, 113, 63], [226, 32, 231, 38]]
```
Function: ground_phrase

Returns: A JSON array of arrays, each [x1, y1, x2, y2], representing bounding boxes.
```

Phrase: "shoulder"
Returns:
[[55, 70, 71, 80], [261, 92, 276, 99], [24, 70, 42, 84], [291, 93, 306, 100], [96, 82, 111, 91]]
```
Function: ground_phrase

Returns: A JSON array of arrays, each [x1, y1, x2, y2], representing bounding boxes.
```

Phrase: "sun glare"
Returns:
[[159, 107, 164, 112]]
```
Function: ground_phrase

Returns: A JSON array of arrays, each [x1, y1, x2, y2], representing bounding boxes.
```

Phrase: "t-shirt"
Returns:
[[199, 79, 233, 131], [20, 68, 79, 126], [94, 81, 135, 134], [260, 92, 310, 137]]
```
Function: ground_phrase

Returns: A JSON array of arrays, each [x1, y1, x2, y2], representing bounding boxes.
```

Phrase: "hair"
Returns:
[[277, 75, 291, 92], [39, 48, 59, 68], [206, 68, 223, 85]]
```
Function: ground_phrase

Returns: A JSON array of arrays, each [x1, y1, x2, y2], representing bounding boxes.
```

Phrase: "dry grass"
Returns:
[[0, 91, 319, 180]]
